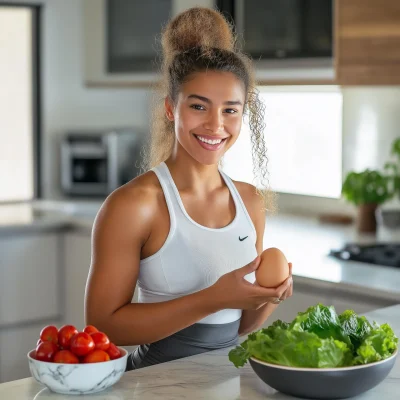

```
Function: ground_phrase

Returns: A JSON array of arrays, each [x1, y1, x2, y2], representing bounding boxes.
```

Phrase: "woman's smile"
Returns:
[[193, 133, 229, 151]]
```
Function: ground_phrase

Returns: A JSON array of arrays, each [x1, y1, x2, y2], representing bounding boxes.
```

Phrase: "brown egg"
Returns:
[[255, 247, 289, 288]]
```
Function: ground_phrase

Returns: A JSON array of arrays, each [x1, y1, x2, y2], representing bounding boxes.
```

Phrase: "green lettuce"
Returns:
[[229, 304, 398, 368], [289, 304, 353, 349], [246, 328, 352, 368], [352, 323, 398, 365], [338, 309, 373, 349]]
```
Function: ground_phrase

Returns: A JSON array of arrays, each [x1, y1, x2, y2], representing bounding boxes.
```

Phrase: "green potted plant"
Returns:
[[341, 169, 391, 233]]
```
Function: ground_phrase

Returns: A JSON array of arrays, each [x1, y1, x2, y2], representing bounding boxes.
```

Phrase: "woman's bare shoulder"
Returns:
[[231, 180, 266, 222], [231, 180, 263, 210], [93, 171, 163, 242], [103, 170, 161, 210]]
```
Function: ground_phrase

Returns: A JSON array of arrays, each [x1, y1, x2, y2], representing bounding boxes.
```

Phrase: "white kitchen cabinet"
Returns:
[[0, 233, 61, 326], [63, 231, 139, 331], [0, 319, 62, 383], [63, 232, 93, 331], [63, 231, 138, 355]]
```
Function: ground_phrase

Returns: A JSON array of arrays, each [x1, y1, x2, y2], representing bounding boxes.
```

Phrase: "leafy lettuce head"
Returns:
[[229, 304, 398, 368]]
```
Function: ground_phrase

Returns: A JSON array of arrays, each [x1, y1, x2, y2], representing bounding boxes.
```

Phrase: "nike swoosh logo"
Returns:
[[239, 236, 248, 241]]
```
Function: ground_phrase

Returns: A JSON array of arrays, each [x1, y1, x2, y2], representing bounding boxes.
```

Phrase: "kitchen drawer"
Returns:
[[0, 319, 62, 383], [0, 234, 61, 326]]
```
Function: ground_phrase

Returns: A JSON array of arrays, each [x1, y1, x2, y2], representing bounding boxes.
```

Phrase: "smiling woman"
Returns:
[[85, 7, 293, 373]]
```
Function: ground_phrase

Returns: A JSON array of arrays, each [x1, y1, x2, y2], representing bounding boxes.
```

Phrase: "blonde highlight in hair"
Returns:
[[142, 7, 276, 213]]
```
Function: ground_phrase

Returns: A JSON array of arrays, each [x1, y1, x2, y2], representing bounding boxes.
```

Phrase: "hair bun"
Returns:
[[162, 7, 235, 61]]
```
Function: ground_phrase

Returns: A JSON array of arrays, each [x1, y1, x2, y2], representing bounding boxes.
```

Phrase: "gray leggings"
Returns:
[[125, 318, 240, 371]]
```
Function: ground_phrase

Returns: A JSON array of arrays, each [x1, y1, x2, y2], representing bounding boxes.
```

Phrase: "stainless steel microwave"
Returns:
[[61, 128, 143, 196]]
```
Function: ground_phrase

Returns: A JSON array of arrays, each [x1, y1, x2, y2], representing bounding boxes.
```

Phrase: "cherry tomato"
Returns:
[[83, 349, 110, 363], [40, 325, 58, 344], [53, 350, 79, 364], [36, 339, 43, 347], [90, 332, 110, 351], [70, 332, 95, 356], [83, 325, 99, 335], [106, 343, 121, 360], [36, 341, 59, 362], [58, 325, 78, 349]]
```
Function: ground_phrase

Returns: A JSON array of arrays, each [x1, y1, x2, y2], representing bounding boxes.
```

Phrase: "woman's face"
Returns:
[[166, 70, 246, 166]]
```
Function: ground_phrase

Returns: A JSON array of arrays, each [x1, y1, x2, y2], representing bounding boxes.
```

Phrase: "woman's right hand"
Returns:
[[209, 256, 292, 310]]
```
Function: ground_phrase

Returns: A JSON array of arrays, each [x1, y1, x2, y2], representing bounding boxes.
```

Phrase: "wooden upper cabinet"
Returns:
[[335, 0, 400, 85]]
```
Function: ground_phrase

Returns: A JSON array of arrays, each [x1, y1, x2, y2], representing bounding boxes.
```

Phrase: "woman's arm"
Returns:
[[84, 182, 221, 346]]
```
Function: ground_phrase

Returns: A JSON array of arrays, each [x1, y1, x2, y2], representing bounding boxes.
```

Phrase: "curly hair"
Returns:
[[142, 7, 276, 212]]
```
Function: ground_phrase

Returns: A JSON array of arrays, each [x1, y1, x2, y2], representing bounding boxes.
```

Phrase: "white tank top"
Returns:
[[137, 162, 258, 324]]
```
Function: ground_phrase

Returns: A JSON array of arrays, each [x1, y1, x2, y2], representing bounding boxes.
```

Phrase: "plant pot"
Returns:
[[357, 203, 378, 233]]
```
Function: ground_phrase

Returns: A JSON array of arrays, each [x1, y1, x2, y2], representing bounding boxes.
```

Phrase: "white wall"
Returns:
[[5, 0, 152, 199]]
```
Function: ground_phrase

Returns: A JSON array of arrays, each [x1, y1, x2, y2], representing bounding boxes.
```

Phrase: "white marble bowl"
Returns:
[[27, 347, 128, 395]]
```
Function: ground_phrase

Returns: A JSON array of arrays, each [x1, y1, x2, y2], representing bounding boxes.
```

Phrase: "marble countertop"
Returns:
[[1, 304, 399, 399], [1, 200, 400, 301]]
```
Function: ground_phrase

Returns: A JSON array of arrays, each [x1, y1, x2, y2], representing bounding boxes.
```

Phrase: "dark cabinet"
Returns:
[[218, 0, 333, 60], [107, 0, 172, 73]]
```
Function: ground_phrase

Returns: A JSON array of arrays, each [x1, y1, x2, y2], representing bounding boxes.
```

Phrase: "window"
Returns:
[[223, 86, 343, 198], [0, 4, 40, 202]]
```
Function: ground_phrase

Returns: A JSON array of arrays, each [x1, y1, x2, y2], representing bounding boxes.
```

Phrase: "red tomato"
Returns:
[[37, 339, 43, 347], [70, 332, 95, 356], [40, 325, 58, 344], [90, 332, 110, 351], [83, 325, 99, 335], [53, 350, 79, 364], [106, 343, 121, 360], [36, 341, 59, 362], [83, 349, 110, 363], [58, 325, 78, 349]]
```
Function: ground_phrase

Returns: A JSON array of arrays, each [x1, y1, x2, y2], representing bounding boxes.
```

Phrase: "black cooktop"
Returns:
[[329, 243, 400, 268]]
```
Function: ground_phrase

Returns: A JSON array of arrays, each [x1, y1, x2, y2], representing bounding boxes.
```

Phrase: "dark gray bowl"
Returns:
[[249, 350, 397, 399]]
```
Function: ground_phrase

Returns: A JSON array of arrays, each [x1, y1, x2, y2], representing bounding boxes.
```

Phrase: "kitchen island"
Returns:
[[1, 304, 399, 399]]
